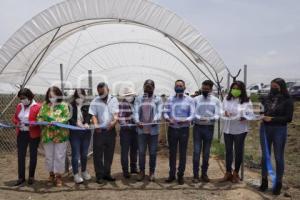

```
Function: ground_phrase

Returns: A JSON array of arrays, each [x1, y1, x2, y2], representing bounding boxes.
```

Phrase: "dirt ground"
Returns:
[[0, 144, 299, 200]]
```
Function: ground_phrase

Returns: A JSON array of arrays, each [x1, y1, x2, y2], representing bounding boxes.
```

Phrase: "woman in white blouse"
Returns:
[[12, 88, 41, 186], [221, 81, 253, 183]]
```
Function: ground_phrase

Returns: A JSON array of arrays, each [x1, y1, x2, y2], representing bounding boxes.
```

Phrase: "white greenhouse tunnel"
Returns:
[[0, 0, 227, 96]]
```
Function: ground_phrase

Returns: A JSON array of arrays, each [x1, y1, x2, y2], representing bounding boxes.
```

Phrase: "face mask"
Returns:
[[270, 88, 280, 96], [21, 98, 31, 106], [75, 98, 84, 105], [175, 86, 185, 94], [231, 89, 241, 98], [49, 97, 57, 104], [202, 91, 210, 98], [144, 89, 153, 97], [125, 96, 134, 103], [144, 84, 154, 97], [99, 93, 108, 100]]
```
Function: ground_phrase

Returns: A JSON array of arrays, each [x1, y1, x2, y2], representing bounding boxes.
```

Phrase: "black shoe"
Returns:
[[103, 176, 116, 182], [14, 179, 25, 186], [96, 178, 104, 184], [201, 174, 210, 183], [192, 176, 200, 183], [259, 177, 268, 192], [272, 182, 282, 196], [178, 176, 184, 185], [137, 171, 145, 181], [28, 178, 35, 185], [123, 172, 131, 179], [130, 168, 139, 174], [165, 176, 176, 183]]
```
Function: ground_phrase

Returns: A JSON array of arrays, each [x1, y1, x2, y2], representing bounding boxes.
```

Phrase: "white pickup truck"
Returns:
[[247, 83, 271, 97]]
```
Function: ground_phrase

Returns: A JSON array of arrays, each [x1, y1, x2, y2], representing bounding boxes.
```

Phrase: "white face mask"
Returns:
[[49, 97, 57, 104], [125, 96, 134, 103], [21, 98, 31, 106], [75, 98, 84, 105]]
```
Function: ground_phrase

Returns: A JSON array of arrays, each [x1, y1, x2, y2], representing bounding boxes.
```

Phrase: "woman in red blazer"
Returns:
[[12, 88, 41, 186]]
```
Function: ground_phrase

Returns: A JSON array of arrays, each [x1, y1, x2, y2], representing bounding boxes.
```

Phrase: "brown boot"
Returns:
[[231, 171, 240, 183], [55, 174, 63, 187], [220, 172, 233, 182], [48, 172, 55, 183]]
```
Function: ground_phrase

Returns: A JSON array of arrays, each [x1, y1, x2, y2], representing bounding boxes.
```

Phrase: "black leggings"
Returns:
[[224, 132, 247, 173]]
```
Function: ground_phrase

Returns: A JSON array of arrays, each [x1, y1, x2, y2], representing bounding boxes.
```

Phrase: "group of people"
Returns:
[[12, 77, 293, 196]]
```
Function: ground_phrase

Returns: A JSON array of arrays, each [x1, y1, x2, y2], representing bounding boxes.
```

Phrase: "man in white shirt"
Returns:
[[89, 82, 119, 184], [193, 80, 221, 183]]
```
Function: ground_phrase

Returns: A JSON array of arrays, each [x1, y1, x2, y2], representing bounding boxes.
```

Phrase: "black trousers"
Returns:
[[224, 132, 247, 173], [168, 127, 189, 178], [93, 128, 116, 179], [17, 131, 40, 180]]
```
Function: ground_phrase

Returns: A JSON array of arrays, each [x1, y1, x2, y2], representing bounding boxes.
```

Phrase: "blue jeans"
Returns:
[[69, 130, 92, 175], [120, 127, 138, 172], [168, 127, 189, 178], [224, 132, 247, 173], [260, 125, 287, 182], [138, 134, 158, 173], [193, 125, 214, 177]]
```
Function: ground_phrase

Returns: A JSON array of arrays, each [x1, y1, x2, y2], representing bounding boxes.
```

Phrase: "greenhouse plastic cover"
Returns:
[[0, 0, 227, 95]]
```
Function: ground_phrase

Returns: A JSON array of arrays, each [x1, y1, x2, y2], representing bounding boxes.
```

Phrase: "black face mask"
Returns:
[[270, 88, 280, 96], [99, 93, 108, 101], [202, 91, 209, 98], [144, 85, 154, 97], [144, 91, 153, 97]]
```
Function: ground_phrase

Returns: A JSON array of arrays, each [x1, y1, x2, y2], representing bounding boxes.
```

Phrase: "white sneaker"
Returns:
[[82, 171, 91, 181], [74, 174, 84, 184]]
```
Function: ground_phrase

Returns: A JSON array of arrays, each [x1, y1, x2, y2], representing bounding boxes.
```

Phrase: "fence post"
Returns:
[[60, 64, 64, 93], [241, 64, 248, 181], [60, 64, 70, 173], [88, 70, 93, 96]]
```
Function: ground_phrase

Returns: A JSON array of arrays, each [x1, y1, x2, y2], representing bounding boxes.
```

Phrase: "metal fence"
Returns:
[[0, 93, 21, 152], [0, 94, 45, 153]]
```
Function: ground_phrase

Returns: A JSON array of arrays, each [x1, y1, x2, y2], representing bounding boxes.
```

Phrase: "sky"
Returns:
[[0, 0, 299, 85]]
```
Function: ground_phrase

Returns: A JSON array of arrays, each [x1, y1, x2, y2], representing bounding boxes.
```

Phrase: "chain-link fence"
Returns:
[[0, 94, 45, 153], [0, 94, 21, 152]]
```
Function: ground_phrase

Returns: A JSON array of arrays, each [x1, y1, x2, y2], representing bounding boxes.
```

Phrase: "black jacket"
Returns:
[[69, 102, 92, 126], [261, 94, 294, 126]]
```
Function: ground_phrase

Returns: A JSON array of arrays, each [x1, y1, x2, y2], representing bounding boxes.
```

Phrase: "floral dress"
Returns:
[[37, 102, 70, 143]]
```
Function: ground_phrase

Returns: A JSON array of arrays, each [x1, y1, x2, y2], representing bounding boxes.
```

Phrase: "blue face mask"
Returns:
[[175, 87, 185, 94]]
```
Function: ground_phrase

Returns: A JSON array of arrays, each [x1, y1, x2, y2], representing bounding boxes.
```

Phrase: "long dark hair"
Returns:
[[71, 88, 86, 104], [45, 86, 63, 104], [227, 80, 249, 104], [270, 78, 290, 98]]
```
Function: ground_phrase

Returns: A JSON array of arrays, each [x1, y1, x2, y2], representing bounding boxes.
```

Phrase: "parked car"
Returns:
[[258, 84, 270, 98], [247, 83, 264, 95], [287, 81, 297, 90], [290, 83, 300, 100]]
